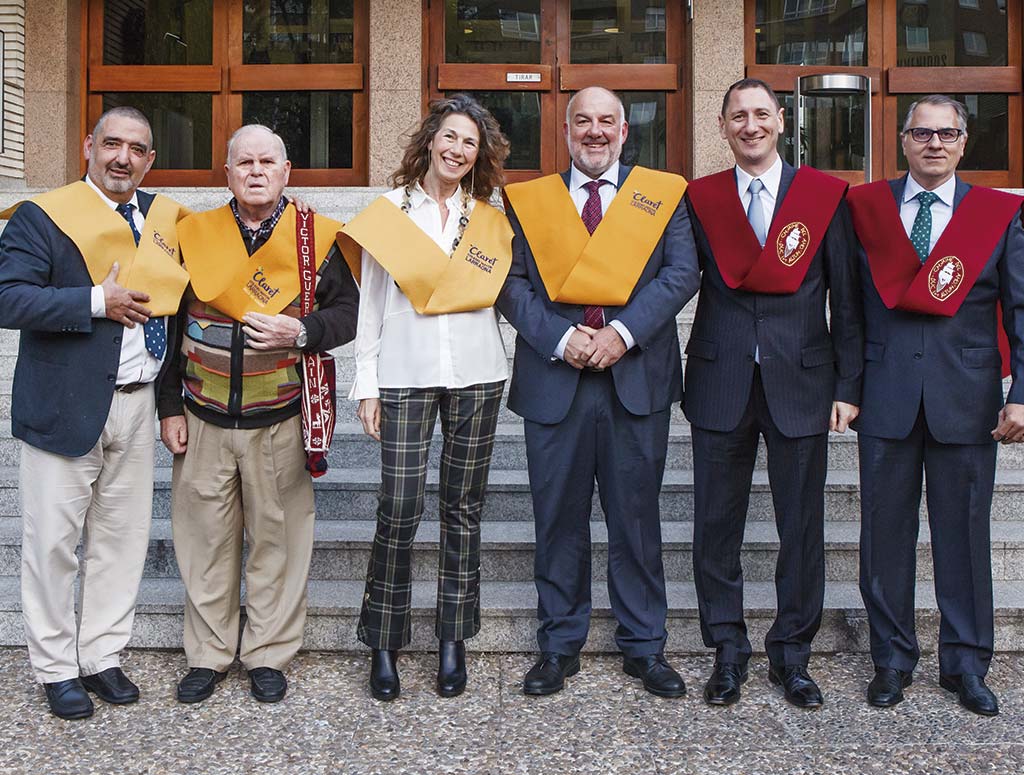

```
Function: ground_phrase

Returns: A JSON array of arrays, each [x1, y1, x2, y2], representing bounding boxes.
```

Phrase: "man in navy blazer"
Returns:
[[497, 86, 700, 697], [853, 95, 1024, 716], [0, 107, 168, 720], [683, 79, 863, 708]]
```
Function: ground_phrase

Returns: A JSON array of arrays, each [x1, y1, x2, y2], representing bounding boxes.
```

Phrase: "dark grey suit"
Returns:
[[684, 161, 864, 667], [855, 175, 1024, 677]]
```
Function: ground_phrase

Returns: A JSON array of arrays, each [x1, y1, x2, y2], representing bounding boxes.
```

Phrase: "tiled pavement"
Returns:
[[0, 648, 1022, 775]]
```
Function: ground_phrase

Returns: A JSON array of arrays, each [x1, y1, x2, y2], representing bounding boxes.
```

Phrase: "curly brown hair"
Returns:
[[390, 94, 510, 201]]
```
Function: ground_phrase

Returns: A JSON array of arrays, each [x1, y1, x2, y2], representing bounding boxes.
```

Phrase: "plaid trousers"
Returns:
[[357, 381, 504, 649]]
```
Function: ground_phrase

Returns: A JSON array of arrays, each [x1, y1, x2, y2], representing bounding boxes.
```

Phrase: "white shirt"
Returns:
[[553, 161, 636, 359], [349, 184, 508, 400], [735, 154, 783, 235], [900, 173, 956, 253], [85, 175, 164, 385]]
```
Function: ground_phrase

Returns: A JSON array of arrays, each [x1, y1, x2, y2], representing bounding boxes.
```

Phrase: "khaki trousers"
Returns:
[[21, 386, 155, 683], [172, 410, 315, 671]]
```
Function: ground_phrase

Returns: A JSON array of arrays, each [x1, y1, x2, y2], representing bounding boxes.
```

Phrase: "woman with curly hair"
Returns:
[[339, 94, 512, 701]]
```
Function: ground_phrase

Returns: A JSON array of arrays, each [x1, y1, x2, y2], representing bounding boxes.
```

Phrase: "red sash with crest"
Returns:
[[687, 166, 847, 294], [848, 180, 1023, 377]]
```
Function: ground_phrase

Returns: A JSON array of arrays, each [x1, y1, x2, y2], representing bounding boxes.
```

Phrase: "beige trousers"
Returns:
[[20, 386, 155, 683], [172, 410, 315, 672]]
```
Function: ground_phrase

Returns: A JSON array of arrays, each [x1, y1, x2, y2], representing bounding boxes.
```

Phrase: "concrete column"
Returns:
[[368, 0, 422, 186]]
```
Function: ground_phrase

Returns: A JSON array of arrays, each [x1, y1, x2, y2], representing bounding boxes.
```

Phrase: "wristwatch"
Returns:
[[294, 321, 308, 349]]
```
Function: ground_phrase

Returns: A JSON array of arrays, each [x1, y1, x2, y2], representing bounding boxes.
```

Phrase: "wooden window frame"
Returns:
[[83, 0, 369, 187], [744, 0, 1023, 187]]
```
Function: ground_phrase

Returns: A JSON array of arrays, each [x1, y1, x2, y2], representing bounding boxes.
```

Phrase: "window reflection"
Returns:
[[243, 0, 355, 64], [756, 0, 867, 65], [896, 0, 1006, 67], [570, 1, 667, 64], [104, 0, 213, 65], [242, 91, 354, 169], [445, 0, 542, 64]]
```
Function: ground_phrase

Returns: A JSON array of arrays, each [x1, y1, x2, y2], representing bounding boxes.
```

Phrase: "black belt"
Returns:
[[115, 382, 150, 394]]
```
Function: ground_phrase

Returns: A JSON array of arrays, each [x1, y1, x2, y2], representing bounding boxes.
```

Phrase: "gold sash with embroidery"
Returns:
[[0, 181, 191, 316], [336, 198, 513, 314], [504, 166, 687, 305], [178, 203, 342, 321]]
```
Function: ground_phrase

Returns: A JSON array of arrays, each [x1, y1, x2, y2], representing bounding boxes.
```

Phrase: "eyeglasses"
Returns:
[[903, 127, 965, 144]]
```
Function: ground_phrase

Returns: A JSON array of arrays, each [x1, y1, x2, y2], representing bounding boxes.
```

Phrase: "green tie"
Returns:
[[910, 191, 939, 263]]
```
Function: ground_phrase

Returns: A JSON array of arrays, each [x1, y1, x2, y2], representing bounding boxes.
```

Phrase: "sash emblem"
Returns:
[[928, 256, 964, 302], [776, 221, 810, 267]]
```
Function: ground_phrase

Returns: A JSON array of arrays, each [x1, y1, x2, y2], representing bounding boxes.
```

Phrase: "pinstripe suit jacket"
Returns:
[[682, 161, 864, 438]]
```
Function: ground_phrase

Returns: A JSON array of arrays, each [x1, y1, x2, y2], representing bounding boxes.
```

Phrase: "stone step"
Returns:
[[1, 575, 1021, 653], [3, 466, 1024, 523], [1, 517, 1022, 583]]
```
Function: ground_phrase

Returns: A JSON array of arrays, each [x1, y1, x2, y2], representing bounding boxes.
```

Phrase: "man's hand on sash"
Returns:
[[992, 402, 1024, 443], [357, 398, 382, 441], [102, 262, 152, 328], [830, 402, 859, 434], [583, 325, 627, 370], [564, 327, 597, 370], [160, 416, 188, 454], [242, 311, 302, 350]]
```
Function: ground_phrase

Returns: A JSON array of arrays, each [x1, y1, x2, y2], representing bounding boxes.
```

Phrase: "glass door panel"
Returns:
[[446, 0, 543, 64], [570, 0, 668, 64]]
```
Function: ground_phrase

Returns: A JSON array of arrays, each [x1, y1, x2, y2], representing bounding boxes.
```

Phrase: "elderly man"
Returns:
[[848, 95, 1024, 716], [158, 125, 358, 704], [0, 107, 189, 719], [498, 86, 700, 697], [684, 79, 862, 708]]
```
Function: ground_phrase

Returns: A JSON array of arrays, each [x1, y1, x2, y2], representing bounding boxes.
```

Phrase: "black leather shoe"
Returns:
[[703, 661, 748, 706], [867, 667, 912, 708], [249, 667, 287, 703], [176, 668, 227, 704], [768, 664, 824, 708], [940, 673, 999, 716], [623, 654, 686, 698], [370, 650, 400, 702], [437, 640, 467, 698], [80, 667, 139, 705], [523, 652, 580, 696], [43, 678, 93, 720]]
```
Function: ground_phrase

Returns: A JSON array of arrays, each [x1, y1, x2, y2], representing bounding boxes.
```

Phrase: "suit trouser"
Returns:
[[691, 368, 827, 667], [859, 409, 996, 677], [358, 382, 504, 650], [524, 370, 670, 658], [172, 410, 315, 672], [20, 385, 154, 683]]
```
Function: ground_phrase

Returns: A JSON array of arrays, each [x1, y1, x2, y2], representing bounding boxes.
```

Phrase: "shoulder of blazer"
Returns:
[[952, 176, 971, 211], [774, 160, 797, 214], [889, 175, 907, 205], [617, 164, 633, 187], [136, 189, 156, 216]]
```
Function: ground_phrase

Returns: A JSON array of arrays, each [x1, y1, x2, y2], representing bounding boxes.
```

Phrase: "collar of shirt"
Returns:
[[735, 154, 783, 204], [231, 195, 288, 255], [84, 174, 141, 213], [406, 180, 470, 214], [903, 173, 956, 209], [569, 161, 620, 195]]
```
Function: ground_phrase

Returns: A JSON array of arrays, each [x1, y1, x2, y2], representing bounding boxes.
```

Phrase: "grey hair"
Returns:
[[226, 124, 289, 165], [92, 106, 154, 149], [565, 86, 625, 126], [902, 95, 969, 133]]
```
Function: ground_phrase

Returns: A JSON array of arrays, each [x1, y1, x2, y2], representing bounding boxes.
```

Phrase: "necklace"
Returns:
[[401, 184, 471, 255]]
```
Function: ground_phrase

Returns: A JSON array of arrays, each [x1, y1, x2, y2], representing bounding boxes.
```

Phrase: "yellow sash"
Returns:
[[178, 203, 342, 321], [0, 182, 191, 316], [336, 197, 513, 315], [505, 167, 687, 305]]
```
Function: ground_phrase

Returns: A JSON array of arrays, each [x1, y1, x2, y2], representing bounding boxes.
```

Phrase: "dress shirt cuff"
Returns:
[[90, 286, 106, 318], [348, 365, 380, 401], [608, 319, 635, 351], [554, 326, 575, 361]]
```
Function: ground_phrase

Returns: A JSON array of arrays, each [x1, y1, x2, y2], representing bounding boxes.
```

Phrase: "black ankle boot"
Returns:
[[437, 640, 467, 698], [370, 649, 399, 701]]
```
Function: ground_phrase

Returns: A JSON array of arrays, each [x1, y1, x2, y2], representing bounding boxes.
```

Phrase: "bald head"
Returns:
[[563, 86, 629, 179], [224, 123, 292, 216], [565, 87, 624, 126], [226, 124, 288, 166]]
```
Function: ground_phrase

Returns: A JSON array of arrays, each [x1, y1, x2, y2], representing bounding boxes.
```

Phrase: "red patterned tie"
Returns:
[[581, 179, 607, 329]]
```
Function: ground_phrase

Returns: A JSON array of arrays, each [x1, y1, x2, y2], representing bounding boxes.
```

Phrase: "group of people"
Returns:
[[0, 78, 1020, 724]]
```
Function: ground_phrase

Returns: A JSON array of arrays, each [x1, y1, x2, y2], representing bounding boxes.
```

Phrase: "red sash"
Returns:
[[296, 211, 337, 477], [848, 180, 1023, 377], [687, 166, 847, 294]]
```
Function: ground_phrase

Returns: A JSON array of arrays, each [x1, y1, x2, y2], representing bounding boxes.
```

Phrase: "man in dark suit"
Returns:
[[0, 107, 181, 719], [497, 86, 700, 697], [849, 94, 1024, 716], [683, 79, 863, 708]]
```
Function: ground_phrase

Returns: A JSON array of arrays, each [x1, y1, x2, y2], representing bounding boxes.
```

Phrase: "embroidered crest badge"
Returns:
[[776, 221, 810, 267], [928, 256, 964, 302]]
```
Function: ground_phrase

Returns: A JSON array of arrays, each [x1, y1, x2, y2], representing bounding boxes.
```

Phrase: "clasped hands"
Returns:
[[563, 324, 626, 370]]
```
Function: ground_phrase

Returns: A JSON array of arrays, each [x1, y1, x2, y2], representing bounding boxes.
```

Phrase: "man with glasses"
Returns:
[[847, 94, 1024, 716]]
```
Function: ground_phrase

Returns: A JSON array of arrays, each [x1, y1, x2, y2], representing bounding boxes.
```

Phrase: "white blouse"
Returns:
[[348, 184, 509, 400]]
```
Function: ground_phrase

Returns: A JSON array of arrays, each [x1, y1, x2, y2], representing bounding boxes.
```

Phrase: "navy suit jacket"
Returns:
[[496, 165, 701, 425], [853, 175, 1024, 444], [0, 189, 156, 456], [683, 161, 864, 438]]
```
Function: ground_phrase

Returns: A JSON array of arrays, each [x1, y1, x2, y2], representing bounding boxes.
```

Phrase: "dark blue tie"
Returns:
[[115, 202, 166, 359]]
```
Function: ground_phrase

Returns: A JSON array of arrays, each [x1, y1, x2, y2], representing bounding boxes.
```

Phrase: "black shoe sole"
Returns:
[[176, 672, 227, 704], [251, 690, 286, 703], [48, 705, 94, 720], [768, 670, 823, 709], [523, 661, 580, 696], [622, 661, 686, 699], [370, 684, 400, 702], [939, 675, 999, 717], [437, 681, 466, 698]]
